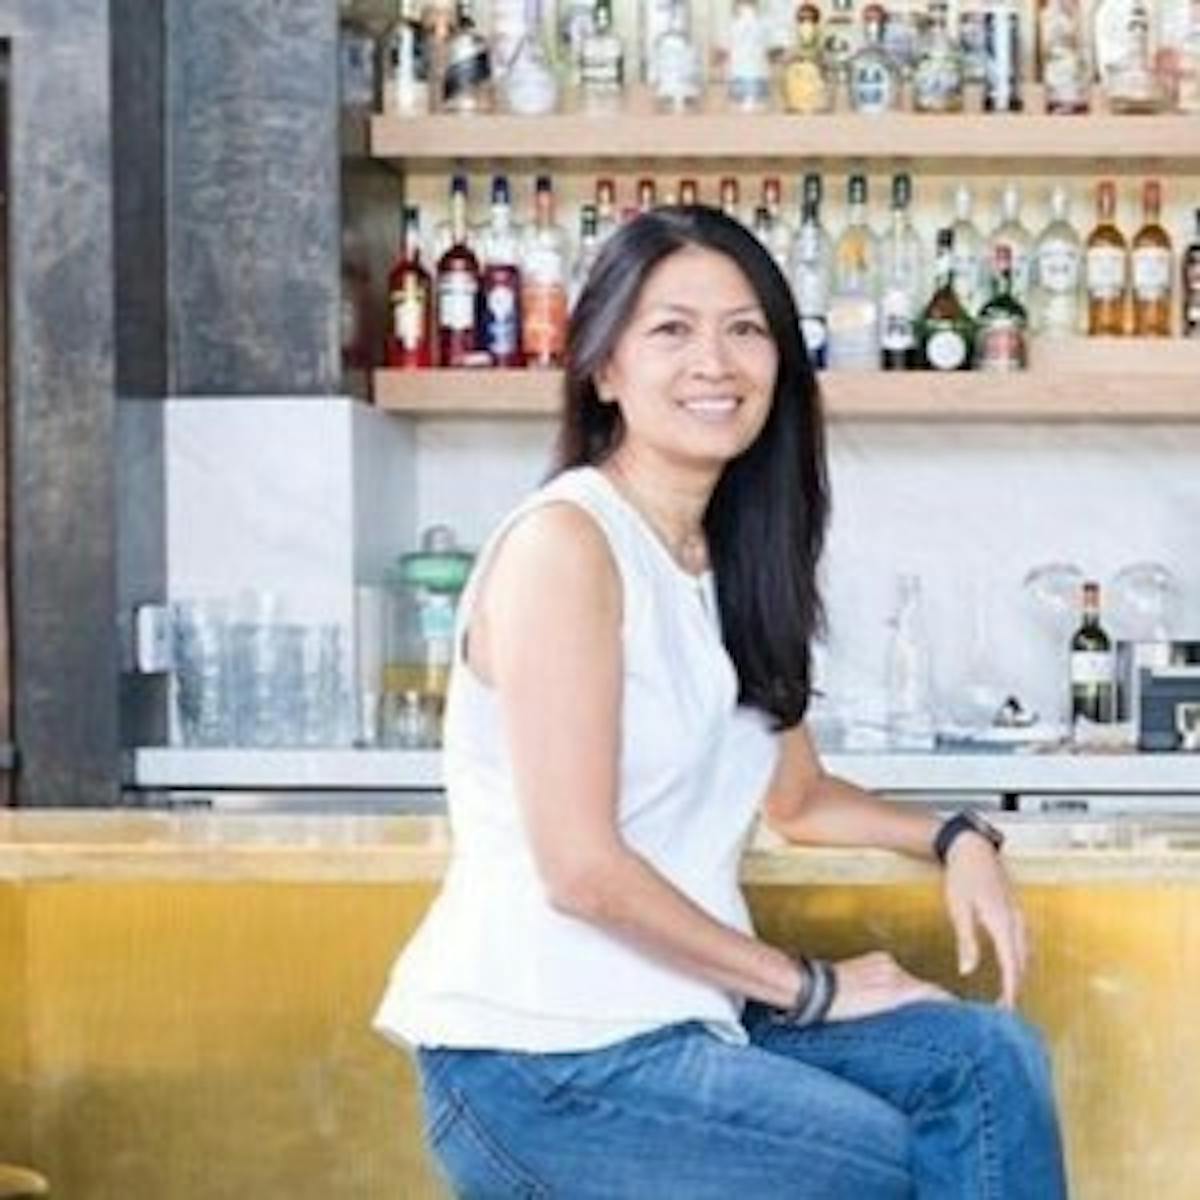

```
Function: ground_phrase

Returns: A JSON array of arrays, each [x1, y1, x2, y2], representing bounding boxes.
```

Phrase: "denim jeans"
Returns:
[[415, 1000, 1067, 1199]]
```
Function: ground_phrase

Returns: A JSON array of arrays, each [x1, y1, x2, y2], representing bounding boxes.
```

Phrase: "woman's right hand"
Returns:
[[825, 951, 954, 1022]]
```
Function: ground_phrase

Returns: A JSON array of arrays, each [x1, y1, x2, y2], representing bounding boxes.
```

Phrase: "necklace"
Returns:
[[603, 464, 710, 575]]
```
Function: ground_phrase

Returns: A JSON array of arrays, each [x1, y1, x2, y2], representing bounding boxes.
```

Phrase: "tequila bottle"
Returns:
[[950, 184, 988, 314], [1085, 180, 1128, 336], [520, 176, 569, 367], [790, 189, 832, 368], [827, 174, 881, 369], [652, 0, 704, 110], [879, 173, 924, 370], [919, 228, 976, 371], [823, 0, 861, 102], [728, 0, 773, 110], [783, 4, 833, 112], [1032, 185, 1083, 337], [849, 5, 901, 113], [1038, 0, 1091, 112], [579, 0, 626, 112], [913, 0, 965, 111], [501, 0, 560, 113], [1131, 179, 1173, 336], [380, 0, 431, 115], [442, 0, 494, 111], [988, 183, 1033, 303], [1096, 0, 1166, 110]]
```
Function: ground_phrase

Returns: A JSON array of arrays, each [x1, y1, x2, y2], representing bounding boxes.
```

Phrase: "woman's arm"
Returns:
[[471, 502, 804, 1011]]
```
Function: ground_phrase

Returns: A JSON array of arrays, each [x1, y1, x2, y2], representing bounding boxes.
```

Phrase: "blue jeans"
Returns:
[[415, 1001, 1067, 1199]]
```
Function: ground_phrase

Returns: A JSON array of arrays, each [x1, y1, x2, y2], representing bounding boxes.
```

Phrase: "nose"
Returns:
[[689, 326, 735, 378]]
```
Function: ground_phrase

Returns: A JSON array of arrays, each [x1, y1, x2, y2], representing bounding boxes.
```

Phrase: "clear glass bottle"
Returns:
[[678, 177, 701, 205], [637, 176, 659, 214], [652, 0, 704, 110], [1085, 179, 1128, 336], [719, 176, 743, 223], [1099, 0, 1167, 110], [950, 184, 988, 315], [988, 183, 1033, 303], [594, 177, 619, 242], [386, 205, 434, 368], [380, 0, 432, 115], [760, 177, 795, 268], [1131, 179, 1173, 336], [789, 186, 832, 368], [1038, 0, 1091, 112], [1176, 0, 1200, 112], [783, 3, 833, 112], [879, 173, 924, 370], [1032, 185, 1084, 337], [442, 0, 494, 112], [579, 0, 626, 112], [849, 4, 901, 113], [501, 0, 560, 113], [728, 0, 773, 110], [913, 0, 965, 111], [882, 1, 927, 85], [1184, 207, 1200, 337], [558, 0, 595, 83], [827, 173, 881, 370], [570, 204, 602, 309], [920, 228, 977, 370], [884, 574, 937, 750], [822, 0, 861, 102], [520, 175, 569, 367], [975, 244, 1029, 370], [982, 0, 1023, 110], [479, 175, 524, 366]]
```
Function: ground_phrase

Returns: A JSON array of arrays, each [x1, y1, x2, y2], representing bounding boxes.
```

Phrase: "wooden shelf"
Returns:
[[371, 108, 1200, 169], [373, 340, 1200, 421]]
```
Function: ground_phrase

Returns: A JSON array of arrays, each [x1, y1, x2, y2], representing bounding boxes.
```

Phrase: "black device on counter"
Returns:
[[1135, 641, 1200, 752]]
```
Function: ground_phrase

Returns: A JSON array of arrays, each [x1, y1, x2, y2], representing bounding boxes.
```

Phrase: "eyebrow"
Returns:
[[642, 302, 765, 318]]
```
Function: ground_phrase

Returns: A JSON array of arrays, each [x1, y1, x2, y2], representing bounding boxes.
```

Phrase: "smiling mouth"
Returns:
[[678, 397, 742, 420]]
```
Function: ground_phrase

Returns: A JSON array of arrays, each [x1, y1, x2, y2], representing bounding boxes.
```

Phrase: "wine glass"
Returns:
[[1110, 561, 1180, 641], [1021, 561, 1084, 733]]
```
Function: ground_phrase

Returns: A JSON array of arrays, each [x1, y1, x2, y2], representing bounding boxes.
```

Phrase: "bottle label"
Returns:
[[795, 265, 828, 316], [784, 61, 828, 112], [801, 315, 828, 353], [1043, 48, 1088, 109], [880, 287, 916, 351], [392, 280, 428, 349], [1132, 246, 1171, 299], [656, 39, 702, 103], [851, 61, 894, 113], [521, 282, 568, 361], [952, 248, 983, 308], [983, 10, 1021, 108], [1086, 245, 1127, 299], [483, 279, 520, 357], [443, 40, 492, 105], [925, 326, 969, 370], [437, 271, 478, 331], [1037, 240, 1081, 294], [913, 54, 963, 110], [977, 319, 1027, 370], [826, 296, 880, 368], [1071, 650, 1114, 686]]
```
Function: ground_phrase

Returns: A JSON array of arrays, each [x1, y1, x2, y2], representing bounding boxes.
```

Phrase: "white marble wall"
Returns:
[[413, 418, 1200, 736]]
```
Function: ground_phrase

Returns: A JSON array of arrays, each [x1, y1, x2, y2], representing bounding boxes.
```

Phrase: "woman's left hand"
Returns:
[[942, 834, 1029, 1008]]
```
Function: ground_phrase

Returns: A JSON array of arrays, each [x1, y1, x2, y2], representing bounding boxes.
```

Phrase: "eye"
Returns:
[[648, 319, 690, 337], [728, 318, 770, 338]]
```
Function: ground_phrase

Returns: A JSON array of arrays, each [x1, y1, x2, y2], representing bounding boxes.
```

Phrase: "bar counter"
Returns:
[[2, 810, 1199, 1198]]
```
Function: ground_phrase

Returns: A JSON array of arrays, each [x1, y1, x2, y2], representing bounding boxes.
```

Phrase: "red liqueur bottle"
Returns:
[[436, 173, 482, 366], [385, 205, 433, 368]]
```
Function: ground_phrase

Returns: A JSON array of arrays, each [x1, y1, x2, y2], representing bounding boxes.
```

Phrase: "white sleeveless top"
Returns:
[[373, 466, 780, 1053]]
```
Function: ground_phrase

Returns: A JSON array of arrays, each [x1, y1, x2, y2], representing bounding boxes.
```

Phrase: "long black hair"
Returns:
[[554, 205, 830, 730]]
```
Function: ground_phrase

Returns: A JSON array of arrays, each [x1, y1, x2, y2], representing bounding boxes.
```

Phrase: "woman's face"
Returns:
[[595, 245, 779, 473]]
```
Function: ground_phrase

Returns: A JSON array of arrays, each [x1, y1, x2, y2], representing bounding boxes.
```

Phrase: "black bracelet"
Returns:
[[934, 810, 1005, 865], [770, 955, 838, 1028]]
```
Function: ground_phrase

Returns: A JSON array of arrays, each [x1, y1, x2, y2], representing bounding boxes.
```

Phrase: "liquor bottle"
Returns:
[[950, 184, 987, 315], [1097, 0, 1166, 110], [849, 5, 901, 113], [827, 174, 881, 370], [641, 0, 675, 82], [678, 178, 701, 205], [432, 173, 477, 264], [386, 206, 434, 368], [982, 0, 1023, 110], [1038, 0, 1091, 112], [1156, 0, 1193, 104], [1070, 581, 1116, 727], [570, 204, 602, 309], [1177, 0, 1200, 112], [879, 173, 924, 370], [595, 178, 619, 241], [558, 0, 595, 84], [919, 228, 976, 370], [913, 0, 966, 111], [479, 176, 523, 366], [1131, 179, 1173, 336], [637, 177, 659, 214], [959, 0, 989, 91], [974, 244, 1029, 370], [728, 0, 772, 110], [760, 177, 795, 268], [501, 0, 560, 114], [652, 0, 704, 110], [822, 0, 861, 98], [442, 0, 494, 112], [380, 0, 431, 116], [789, 189, 832, 368], [490, 0, 534, 77], [1085, 180, 1128, 336], [579, 0, 625, 112], [988, 183, 1033, 302], [719, 177, 742, 223], [520, 176, 569, 367], [436, 177, 482, 365], [1184, 208, 1200, 336], [1032, 185, 1083, 337], [783, 3, 833, 112], [882, 1, 927, 83]]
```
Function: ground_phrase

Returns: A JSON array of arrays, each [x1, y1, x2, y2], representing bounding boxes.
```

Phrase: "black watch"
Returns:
[[933, 810, 1005, 865]]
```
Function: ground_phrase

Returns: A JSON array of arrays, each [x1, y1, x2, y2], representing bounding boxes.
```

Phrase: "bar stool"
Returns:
[[0, 1165, 49, 1198]]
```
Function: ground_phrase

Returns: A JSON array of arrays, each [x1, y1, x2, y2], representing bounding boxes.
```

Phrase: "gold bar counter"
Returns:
[[2, 810, 1198, 1199]]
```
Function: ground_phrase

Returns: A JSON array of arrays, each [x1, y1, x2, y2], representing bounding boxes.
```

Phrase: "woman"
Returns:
[[375, 206, 1066, 1199]]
